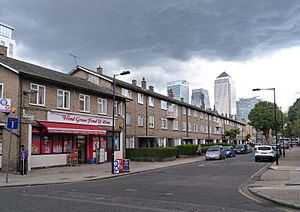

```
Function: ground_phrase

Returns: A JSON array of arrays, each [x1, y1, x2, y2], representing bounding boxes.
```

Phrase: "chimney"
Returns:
[[141, 77, 146, 89], [180, 97, 184, 102], [149, 86, 154, 92], [0, 46, 7, 57], [96, 65, 103, 74], [132, 80, 137, 86]]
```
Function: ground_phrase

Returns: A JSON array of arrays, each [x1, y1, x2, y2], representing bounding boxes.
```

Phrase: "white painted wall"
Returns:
[[31, 154, 67, 168]]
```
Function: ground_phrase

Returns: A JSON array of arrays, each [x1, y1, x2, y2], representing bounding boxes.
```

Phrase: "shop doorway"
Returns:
[[77, 135, 86, 164]]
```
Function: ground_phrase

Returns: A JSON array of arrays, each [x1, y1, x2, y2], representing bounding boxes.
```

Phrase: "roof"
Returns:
[[216, 72, 231, 79], [0, 55, 125, 101]]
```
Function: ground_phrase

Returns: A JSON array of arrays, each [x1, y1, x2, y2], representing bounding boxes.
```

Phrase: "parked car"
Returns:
[[235, 144, 248, 154], [223, 146, 236, 158], [255, 145, 276, 162], [205, 146, 225, 160]]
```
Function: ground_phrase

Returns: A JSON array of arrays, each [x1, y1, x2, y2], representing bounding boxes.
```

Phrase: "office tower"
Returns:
[[167, 80, 189, 103], [0, 23, 16, 58], [236, 97, 260, 122], [191, 88, 211, 109], [214, 72, 236, 117]]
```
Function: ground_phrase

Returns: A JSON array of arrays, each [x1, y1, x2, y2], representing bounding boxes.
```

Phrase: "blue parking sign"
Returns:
[[7, 117, 18, 129]]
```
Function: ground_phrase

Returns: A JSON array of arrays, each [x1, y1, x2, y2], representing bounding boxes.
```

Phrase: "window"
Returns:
[[8, 43, 13, 56], [126, 137, 135, 148], [149, 116, 155, 128], [122, 88, 132, 99], [200, 112, 204, 119], [182, 107, 186, 115], [174, 138, 181, 146], [79, 94, 90, 112], [188, 123, 192, 132], [137, 115, 144, 127], [126, 112, 131, 125], [188, 109, 191, 116], [57, 89, 70, 109], [30, 83, 45, 106], [182, 122, 186, 131], [149, 96, 154, 107], [173, 120, 178, 130], [88, 74, 99, 85], [0, 83, 3, 98], [0, 40, 4, 46], [41, 135, 52, 154], [114, 101, 123, 116], [97, 98, 107, 115], [138, 93, 144, 104], [193, 111, 197, 117], [52, 135, 63, 153], [161, 118, 168, 129], [193, 124, 197, 132], [107, 132, 120, 151], [161, 100, 167, 110]]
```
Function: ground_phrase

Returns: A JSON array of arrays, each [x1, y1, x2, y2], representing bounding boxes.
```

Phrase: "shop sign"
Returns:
[[0, 98, 11, 113], [47, 112, 113, 126]]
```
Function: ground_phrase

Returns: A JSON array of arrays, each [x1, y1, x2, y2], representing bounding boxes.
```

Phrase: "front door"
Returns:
[[77, 135, 86, 164]]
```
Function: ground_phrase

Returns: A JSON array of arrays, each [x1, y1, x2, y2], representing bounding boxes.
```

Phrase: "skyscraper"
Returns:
[[191, 88, 211, 109], [0, 23, 16, 58], [167, 80, 189, 103], [214, 72, 236, 117], [236, 97, 260, 122]]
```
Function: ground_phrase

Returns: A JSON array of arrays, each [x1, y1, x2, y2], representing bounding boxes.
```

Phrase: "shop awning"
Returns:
[[38, 122, 106, 135]]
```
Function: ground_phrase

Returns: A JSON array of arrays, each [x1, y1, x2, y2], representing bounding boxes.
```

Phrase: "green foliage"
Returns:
[[225, 128, 240, 141], [126, 147, 177, 161], [177, 144, 198, 156], [287, 99, 300, 137], [245, 133, 251, 141], [248, 101, 283, 139]]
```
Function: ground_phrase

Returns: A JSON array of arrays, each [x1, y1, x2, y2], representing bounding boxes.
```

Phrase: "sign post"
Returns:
[[5, 117, 18, 183]]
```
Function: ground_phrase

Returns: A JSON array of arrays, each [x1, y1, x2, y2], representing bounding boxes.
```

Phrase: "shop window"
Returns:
[[41, 135, 52, 154], [63, 135, 75, 153], [32, 134, 41, 154], [107, 132, 120, 151], [52, 135, 63, 153], [100, 137, 107, 150]]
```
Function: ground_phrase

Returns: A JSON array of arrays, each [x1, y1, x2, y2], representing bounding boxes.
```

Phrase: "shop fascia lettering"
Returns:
[[48, 112, 113, 126]]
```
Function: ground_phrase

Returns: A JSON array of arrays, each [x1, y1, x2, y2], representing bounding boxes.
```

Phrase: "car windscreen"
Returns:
[[207, 148, 219, 152], [258, 146, 272, 150], [236, 145, 244, 149]]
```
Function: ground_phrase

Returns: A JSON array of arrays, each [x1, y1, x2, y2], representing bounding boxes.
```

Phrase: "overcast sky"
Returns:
[[1, 0, 300, 111]]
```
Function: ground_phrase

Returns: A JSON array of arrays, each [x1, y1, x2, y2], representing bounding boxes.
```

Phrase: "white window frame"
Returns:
[[161, 100, 167, 110], [138, 93, 144, 104], [137, 115, 144, 127], [30, 83, 46, 106], [182, 122, 186, 132], [161, 118, 168, 129], [57, 89, 70, 109], [97, 98, 107, 115], [0, 83, 3, 98], [182, 107, 186, 115], [148, 96, 154, 107], [122, 88, 132, 99], [173, 120, 179, 131], [114, 101, 123, 116], [149, 116, 155, 128], [188, 123, 192, 132], [193, 111, 197, 117], [126, 112, 131, 126], [126, 137, 135, 149], [193, 124, 197, 132], [79, 94, 90, 112]]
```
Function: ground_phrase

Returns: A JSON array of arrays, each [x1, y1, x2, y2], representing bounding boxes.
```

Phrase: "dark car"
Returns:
[[235, 144, 248, 154], [223, 146, 236, 158]]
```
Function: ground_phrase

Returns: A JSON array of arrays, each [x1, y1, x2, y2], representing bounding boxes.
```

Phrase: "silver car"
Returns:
[[205, 146, 225, 160]]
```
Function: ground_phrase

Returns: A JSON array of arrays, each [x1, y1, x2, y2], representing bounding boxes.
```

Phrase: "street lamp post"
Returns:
[[252, 88, 279, 165], [111, 70, 130, 174]]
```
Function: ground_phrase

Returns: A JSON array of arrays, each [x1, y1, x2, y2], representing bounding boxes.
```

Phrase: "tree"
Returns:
[[245, 133, 251, 142], [225, 128, 240, 143], [248, 101, 282, 142], [287, 98, 300, 138]]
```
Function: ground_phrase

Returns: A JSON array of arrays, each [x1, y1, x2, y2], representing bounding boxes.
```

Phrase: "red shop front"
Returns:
[[31, 121, 109, 167]]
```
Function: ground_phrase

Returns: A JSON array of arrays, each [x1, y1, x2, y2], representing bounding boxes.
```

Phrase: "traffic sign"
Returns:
[[7, 117, 18, 129]]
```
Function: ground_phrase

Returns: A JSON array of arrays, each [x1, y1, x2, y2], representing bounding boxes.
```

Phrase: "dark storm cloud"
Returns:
[[1, 0, 300, 71]]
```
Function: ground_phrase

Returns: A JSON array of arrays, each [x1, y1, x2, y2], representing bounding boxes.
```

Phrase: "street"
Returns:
[[0, 153, 291, 212]]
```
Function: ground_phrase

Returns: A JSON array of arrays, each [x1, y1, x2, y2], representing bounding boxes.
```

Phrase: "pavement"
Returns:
[[0, 147, 299, 210], [248, 146, 300, 210]]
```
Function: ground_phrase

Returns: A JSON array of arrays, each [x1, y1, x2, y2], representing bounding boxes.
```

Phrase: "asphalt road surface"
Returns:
[[0, 153, 292, 212]]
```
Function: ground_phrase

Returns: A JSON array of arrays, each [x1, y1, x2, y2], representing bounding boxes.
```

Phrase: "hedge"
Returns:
[[177, 144, 198, 157], [126, 147, 177, 162]]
